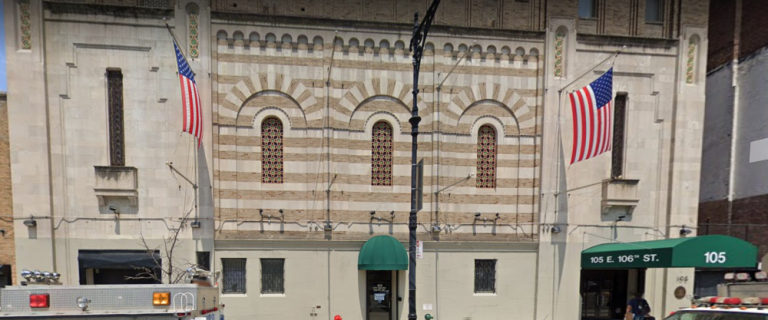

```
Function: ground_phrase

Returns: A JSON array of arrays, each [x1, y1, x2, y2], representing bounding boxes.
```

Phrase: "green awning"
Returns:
[[358, 235, 408, 270], [582, 235, 757, 269]]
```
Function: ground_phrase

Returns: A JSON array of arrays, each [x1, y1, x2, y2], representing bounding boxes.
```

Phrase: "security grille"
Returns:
[[611, 93, 628, 179], [107, 69, 125, 167], [474, 259, 496, 293], [222, 258, 246, 294], [261, 259, 285, 294]]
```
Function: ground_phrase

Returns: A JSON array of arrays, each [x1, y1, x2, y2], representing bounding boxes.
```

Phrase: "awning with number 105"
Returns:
[[582, 235, 757, 269]]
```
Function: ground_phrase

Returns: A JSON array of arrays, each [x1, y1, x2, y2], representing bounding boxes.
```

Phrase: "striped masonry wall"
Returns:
[[211, 26, 544, 241]]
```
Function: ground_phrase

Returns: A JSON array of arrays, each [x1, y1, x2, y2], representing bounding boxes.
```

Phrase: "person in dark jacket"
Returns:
[[628, 292, 651, 320]]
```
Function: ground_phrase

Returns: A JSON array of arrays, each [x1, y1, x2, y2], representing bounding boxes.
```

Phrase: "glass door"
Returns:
[[581, 269, 629, 320], [367, 270, 392, 320]]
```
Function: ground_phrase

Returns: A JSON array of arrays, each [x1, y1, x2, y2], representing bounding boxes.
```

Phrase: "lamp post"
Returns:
[[408, 2, 441, 320]]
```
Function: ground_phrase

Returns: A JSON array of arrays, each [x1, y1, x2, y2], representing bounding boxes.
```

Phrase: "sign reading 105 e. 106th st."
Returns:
[[581, 235, 758, 269]]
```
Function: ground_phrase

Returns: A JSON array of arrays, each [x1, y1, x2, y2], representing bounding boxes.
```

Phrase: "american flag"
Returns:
[[173, 41, 203, 147], [569, 68, 613, 164]]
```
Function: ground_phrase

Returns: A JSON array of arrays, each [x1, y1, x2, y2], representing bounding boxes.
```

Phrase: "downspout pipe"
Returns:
[[727, 0, 743, 237]]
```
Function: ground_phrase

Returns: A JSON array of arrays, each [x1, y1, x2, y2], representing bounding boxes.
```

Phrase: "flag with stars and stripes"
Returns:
[[173, 40, 203, 147], [568, 68, 613, 164]]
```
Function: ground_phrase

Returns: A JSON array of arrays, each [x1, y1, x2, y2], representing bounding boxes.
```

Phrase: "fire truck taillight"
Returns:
[[201, 307, 219, 315], [29, 294, 50, 308], [152, 292, 170, 306]]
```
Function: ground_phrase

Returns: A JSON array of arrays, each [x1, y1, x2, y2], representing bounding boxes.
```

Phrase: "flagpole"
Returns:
[[163, 18, 187, 61], [163, 17, 199, 223], [552, 47, 623, 223], [194, 135, 199, 222], [556, 48, 623, 95]]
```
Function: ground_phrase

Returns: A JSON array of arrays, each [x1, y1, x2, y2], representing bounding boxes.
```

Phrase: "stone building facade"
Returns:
[[4, 0, 708, 320]]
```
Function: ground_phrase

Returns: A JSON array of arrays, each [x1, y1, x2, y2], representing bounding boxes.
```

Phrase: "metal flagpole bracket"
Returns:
[[166, 162, 198, 190]]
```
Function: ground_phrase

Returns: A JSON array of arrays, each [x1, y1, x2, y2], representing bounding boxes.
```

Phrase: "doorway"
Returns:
[[367, 270, 394, 320], [0, 265, 11, 288], [581, 269, 645, 320]]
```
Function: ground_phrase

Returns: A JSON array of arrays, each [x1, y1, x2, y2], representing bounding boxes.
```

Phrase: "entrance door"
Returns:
[[367, 270, 392, 320], [581, 270, 629, 320]]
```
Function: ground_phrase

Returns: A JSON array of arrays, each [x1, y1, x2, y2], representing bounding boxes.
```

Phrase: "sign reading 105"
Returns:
[[704, 251, 726, 264]]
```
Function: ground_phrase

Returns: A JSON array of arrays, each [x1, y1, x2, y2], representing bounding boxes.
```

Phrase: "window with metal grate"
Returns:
[[474, 259, 496, 293], [612, 93, 628, 179], [261, 117, 284, 184], [371, 121, 393, 186], [261, 258, 285, 294], [222, 258, 246, 294], [477, 125, 497, 188], [107, 69, 125, 167]]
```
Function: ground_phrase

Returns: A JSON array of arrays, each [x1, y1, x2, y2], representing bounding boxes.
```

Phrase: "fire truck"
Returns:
[[0, 267, 224, 320], [662, 296, 768, 320]]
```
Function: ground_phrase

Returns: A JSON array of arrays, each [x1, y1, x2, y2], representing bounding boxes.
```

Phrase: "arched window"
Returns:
[[216, 30, 228, 45], [261, 118, 284, 184], [371, 121, 393, 186], [477, 125, 497, 188]]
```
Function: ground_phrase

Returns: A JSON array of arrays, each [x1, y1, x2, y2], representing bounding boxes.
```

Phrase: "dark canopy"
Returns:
[[582, 235, 757, 269], [78, 250, 160, 269]]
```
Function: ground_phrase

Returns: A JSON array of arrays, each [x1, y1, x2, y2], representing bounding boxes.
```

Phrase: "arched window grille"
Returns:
[[261, 117, 284, 184], [477, 125, 497, 188], [371, 121, 393, 186]]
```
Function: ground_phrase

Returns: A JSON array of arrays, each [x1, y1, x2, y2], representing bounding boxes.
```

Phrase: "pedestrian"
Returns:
[[627, 292, 651, 320]]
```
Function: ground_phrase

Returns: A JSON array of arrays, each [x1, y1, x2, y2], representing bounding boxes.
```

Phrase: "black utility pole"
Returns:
[[408, 1, 440, 320]]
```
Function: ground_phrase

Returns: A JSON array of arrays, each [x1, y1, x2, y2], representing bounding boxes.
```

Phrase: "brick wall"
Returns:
[[210, 0, 704, 38], [738, 0, 768, 60], [211, 22, 543, 241], [603, 0, 632, 37], [708, 0, 768, 71], [707, 0, 735, 70], [682, 0, 709, 30], [699, 195, 768, 261], [0, 93, 15, 286], [546, 0, 578, 20]]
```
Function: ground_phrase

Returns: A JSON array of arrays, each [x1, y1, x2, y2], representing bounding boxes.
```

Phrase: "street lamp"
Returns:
[[408, 2, 441, 320]]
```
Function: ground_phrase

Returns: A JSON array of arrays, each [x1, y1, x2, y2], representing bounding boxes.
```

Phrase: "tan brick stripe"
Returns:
[[218, 78, 543, 99], [216, 99, 540, 128], [216, 188, 538, 205], [215, 151, 541, 164], [215, 230, 538, 242], [216, 78, 543, 99], [215, 171, 537, 187], [216, 115, 541, 133], [216, 208, 537, 224], [213, 135, 539, 151], [216, 53, 542, 77]]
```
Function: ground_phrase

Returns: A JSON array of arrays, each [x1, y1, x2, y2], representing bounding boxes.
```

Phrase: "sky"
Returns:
[[0, 4, 7, 92]]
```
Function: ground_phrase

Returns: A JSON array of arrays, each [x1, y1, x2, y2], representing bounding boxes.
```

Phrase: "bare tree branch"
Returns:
[[127, 209, 196, 284]]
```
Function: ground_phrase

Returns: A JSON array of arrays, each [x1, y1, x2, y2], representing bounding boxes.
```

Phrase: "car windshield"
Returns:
[[665, 311, 768, 320]]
